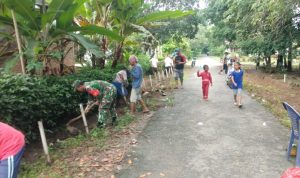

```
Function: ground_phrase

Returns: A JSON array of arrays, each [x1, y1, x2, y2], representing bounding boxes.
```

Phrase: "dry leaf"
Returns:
[[128, 159, 132, 165], [111, 175, 115, 178], [101, 158, 109, 162], [139, 174, 146, 178], [160, 173, 165, 177], [147, 172, 152, 175]]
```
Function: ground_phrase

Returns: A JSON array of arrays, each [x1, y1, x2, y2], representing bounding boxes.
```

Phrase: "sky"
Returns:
[[198, 0, 207, 9]]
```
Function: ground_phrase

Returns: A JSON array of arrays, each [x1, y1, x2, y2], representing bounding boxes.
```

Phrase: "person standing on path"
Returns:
[[173, 48, 187, 89], [223, 51, 230, 74], [231, 62, 244, 108], [0, 122, 25, 178], [73, 80, 118, 127], [129, 55, 150, 115], [197, 65, 213, 100]]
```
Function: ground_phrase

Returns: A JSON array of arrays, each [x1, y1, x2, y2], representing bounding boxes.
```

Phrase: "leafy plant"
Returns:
[[0, 67, 120, 141]]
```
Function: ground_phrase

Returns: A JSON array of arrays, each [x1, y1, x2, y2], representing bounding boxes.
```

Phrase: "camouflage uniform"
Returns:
[[84, 80, 117, 127]]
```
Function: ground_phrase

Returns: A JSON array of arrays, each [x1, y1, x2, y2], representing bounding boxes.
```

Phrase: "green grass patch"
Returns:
[[115, 112, 135, 130]]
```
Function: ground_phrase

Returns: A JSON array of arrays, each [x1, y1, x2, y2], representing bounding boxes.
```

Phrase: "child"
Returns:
[[197, 65, 213, 100], [231, 62, 244, 108]]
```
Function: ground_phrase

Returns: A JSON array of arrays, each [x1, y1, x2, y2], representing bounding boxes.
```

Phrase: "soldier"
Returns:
[[73, 80, 117, 127]]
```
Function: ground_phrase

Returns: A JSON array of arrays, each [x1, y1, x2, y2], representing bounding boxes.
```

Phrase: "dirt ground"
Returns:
[[243, 66, 300, 127]]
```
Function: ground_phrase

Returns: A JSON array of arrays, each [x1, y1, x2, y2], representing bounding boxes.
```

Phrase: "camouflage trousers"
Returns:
[[97, 86, 117, 127]]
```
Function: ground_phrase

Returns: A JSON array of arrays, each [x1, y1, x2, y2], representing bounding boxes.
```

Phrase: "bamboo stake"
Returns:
[[142, 79, 146, 89], [38, 121, 51, 164], [80, 104, 89, 134], [11, 10, 25, 74], [149, 75, 153, 88], [165, 69, 169, 78], [161, 70, 165, 80], [158, 72, 161, 82]]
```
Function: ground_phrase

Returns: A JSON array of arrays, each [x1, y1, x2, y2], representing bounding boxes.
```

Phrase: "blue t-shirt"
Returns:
[[231, 70, 244, 89], [131, 64, 143, 88]]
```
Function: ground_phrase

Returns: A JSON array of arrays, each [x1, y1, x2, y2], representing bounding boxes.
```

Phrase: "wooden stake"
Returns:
[[158, 72, 161, 81], [162, 70, 165, 80], [38, 121, 51, 164], [142, 79, 146, 89], [11, 10, 25, 74], [149, 75, 153, 88], [165, 69, 169, 78], [284, 74, 287, 83], [80, 104, 89, 134]]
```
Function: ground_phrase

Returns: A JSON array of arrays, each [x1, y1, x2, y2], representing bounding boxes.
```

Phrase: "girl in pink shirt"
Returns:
[[0, 122, 25, 178], [197, 65, 213, 100]]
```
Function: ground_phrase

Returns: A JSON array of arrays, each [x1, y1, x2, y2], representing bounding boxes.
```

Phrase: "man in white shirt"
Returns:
[[150, 55, 159, 76], [164, 55, 173, 73]]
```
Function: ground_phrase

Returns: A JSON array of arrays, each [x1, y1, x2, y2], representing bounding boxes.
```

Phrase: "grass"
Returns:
[[20, 127, 113, 177], [115, 111, 135, 130], [244, 81, 291, 128]]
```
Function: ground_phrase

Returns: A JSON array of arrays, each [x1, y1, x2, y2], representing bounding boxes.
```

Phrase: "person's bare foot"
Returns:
[[143, 109, 150, 113]]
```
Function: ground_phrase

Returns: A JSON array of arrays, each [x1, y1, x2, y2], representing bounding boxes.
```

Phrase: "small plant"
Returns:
[[115, 112, 135, 130]]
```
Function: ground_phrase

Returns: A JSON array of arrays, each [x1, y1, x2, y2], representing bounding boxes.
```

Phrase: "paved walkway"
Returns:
[[118, 57, 292, 178]]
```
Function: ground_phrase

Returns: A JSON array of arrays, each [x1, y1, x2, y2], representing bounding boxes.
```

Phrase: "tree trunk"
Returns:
[[284, 54, 287, 68], [112, 42, 123, 68], [265, 55, 271, 67], [98, 37, 107, 69], [287, 46, 292, 72]]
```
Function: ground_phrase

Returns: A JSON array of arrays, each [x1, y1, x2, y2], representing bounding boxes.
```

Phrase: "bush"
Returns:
[[0, 67, 119, 141], [136, 53, 151, 74]]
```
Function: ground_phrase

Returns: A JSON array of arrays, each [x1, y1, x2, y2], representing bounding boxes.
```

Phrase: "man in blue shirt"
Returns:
[[129, 55, 150, 114]]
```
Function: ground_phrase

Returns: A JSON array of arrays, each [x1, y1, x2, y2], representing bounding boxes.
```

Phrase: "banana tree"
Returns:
[[80, 0, 114, 68], [0, 0, 122, 74], [110, 0, 194, 67]]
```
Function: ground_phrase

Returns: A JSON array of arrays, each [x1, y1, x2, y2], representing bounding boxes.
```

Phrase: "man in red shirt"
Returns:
[[0, 122, 25, 178]]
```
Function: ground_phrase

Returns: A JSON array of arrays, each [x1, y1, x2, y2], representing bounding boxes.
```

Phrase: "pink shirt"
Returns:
[[197, 71, 212, 83], [0, 122, 25, 160]]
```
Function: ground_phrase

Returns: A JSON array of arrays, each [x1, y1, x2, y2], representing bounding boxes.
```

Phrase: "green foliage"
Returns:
[[137, 53, 151, 74], [162, 36, 191, 56], [115, 112, 135, 130], [0, 67, 119, 141]]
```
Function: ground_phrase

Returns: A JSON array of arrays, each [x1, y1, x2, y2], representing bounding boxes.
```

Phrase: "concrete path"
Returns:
[[117, 57, 292, 178]]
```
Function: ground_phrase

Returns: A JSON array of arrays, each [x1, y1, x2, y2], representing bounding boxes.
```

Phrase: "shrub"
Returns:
[[136, 53, 151, 74], [0, 67, 119, 141]]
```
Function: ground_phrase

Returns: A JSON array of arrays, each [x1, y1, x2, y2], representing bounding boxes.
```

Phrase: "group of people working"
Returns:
[[73, 55, 150, 128]]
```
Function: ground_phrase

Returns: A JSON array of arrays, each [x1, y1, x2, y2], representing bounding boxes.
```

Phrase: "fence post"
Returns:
[[142, 79, 146, 89], [149, 75, 153, 88], [158, 71, 161, 82], [38, 121, 51, 164], [80, 104, 89, 134]]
